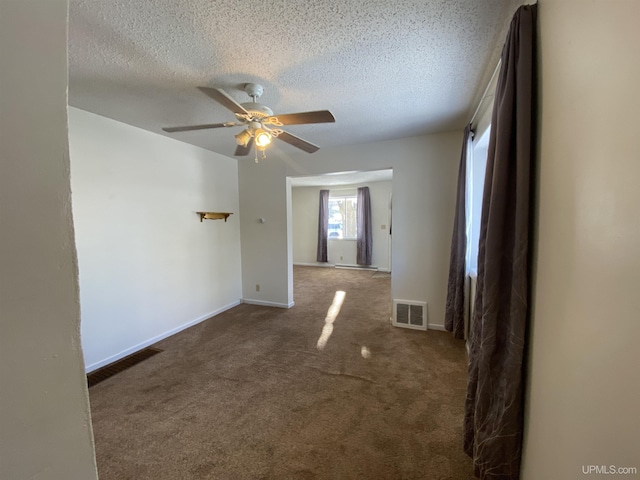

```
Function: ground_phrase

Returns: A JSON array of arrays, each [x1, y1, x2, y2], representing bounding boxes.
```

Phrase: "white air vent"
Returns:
[[392, 300, 427, 330]]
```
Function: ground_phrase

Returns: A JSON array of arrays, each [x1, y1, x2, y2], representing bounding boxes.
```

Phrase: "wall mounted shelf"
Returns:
[[196, 212, 233, 222]]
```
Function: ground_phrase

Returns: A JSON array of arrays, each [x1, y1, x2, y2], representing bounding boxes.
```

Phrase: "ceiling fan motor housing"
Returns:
[[237, 83, 274, 119], [238, 102, 273, 119]]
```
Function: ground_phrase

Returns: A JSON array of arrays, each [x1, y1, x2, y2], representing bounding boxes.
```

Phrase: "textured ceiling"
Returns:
[[290, 169, 392, 187], [69, 0, 524, 158]]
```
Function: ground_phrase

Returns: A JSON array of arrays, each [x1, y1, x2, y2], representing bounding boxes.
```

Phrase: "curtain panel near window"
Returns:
[[445, 124, 472, 340], [316, 189, 329, 262], [356, 187, 372, 265], [463, 5, 537, 480]]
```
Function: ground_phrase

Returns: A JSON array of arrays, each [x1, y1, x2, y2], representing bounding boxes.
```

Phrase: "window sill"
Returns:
[[328, 237, 357, 241]]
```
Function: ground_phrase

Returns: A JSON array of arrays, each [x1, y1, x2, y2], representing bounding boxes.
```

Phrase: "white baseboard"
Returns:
[[335, 264, 377, 271], [293, 262, 390, 273], [427, 324, 447, 332], [84, 300, 241, 373], [293, 262, 335, 268], [242, 299, 295, 309]]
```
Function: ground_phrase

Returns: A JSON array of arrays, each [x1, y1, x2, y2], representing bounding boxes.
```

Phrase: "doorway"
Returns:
[[287, 169, 393, 305]]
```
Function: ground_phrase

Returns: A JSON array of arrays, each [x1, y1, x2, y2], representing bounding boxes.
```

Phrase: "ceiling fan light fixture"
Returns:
[[254, 128, 272, 148], [235, 129, 252, 146]]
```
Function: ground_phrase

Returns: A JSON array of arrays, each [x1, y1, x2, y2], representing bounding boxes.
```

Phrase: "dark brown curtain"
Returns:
[[316, 189, 329, 262], [445, 124, 472, 339], [356, 187, 372, 265], [464, 5, 537, 479]]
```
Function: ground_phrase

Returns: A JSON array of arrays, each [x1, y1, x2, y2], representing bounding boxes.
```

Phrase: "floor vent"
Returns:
[[392, 300, 428, 330], [87, 347, 162, 387]]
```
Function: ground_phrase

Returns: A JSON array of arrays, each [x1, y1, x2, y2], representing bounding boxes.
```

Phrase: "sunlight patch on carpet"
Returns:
[[316, 290, 346, 351]]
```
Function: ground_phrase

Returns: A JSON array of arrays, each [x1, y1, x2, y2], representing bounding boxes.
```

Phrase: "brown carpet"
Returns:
[[89, 266, 474, 479]]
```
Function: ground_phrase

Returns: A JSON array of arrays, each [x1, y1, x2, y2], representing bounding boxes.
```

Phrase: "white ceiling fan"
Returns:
[[163, 83, 335, 162]]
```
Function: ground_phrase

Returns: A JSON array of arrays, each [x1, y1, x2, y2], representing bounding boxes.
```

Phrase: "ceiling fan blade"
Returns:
[[162, 122, 239, 133], [198, 87, 249, 115], [266, 110, 335, 126], [234, 137, 254, 156], [276, 131, 320, 153]]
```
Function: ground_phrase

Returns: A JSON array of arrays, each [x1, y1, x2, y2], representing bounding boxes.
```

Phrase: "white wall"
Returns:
[[239, 132, 461, 328], [522, 1, 640, 478], [292, 181, 392, 270], [0, 1, 98, 478], [69, 108, 242, 371], [239, 158, 293, 307]]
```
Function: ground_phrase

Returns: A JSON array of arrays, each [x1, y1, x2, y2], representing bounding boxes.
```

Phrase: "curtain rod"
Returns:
[[469, 59, 502, 128]]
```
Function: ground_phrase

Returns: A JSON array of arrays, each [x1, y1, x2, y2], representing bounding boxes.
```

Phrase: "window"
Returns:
[[465, 126, 490, 276], [328, 195, 357, 239]]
